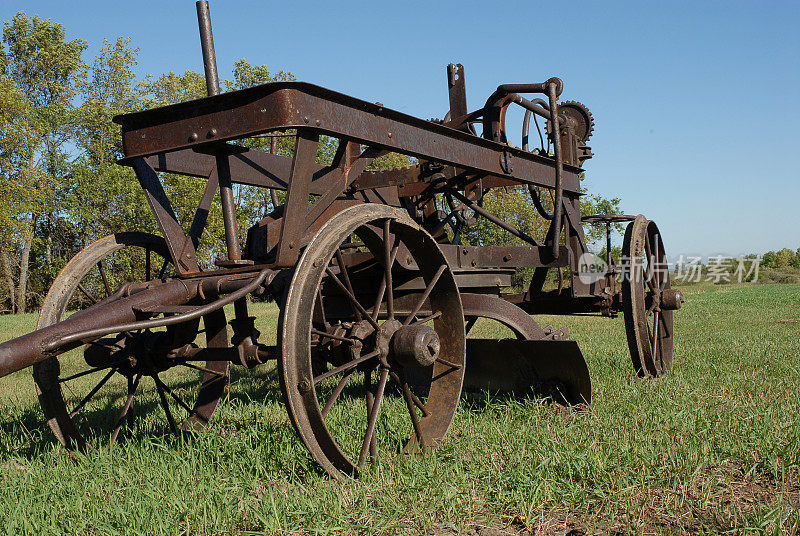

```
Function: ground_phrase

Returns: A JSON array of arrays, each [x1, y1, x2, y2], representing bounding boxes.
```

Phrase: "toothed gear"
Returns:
[[547, 101, 594, 142]]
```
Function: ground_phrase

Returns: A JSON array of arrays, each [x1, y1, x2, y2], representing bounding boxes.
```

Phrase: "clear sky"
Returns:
[[2, 0, 798, 258]]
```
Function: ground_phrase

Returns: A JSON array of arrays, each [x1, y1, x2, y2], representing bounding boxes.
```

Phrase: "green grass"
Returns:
[[0, 284, 798, 535]]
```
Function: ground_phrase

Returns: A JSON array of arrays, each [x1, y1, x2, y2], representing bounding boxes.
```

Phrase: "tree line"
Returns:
[[0, 12, 619, 314]]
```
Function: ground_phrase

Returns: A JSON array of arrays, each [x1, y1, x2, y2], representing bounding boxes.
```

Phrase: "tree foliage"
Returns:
[[0, 12, 86, 312]]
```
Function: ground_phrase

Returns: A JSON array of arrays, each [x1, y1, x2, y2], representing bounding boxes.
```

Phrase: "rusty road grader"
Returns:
[[0, 2, 684, 478]]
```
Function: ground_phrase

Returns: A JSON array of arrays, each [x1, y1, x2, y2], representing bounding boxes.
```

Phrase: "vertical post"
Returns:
[[196, 1, 220, 97], [196, 1, 242, 261], [547, 82, 563, 260]]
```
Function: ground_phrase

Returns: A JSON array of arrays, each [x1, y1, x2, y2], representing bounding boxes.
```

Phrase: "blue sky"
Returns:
[[2, 0, 798, 257]]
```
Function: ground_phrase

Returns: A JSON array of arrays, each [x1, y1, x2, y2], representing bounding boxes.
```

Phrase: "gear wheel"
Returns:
[[547, 100, 594, 142]]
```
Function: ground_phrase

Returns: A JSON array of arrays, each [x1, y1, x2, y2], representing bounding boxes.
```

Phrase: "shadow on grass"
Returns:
[[1, 358, 585, 473]]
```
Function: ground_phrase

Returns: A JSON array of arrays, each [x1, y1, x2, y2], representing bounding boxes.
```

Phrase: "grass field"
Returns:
[[0, 283, 798, 535]]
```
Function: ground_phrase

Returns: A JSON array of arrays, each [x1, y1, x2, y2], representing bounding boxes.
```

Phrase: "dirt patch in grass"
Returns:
[[429, 462, 798, 535], [635, 460, 798, 534]]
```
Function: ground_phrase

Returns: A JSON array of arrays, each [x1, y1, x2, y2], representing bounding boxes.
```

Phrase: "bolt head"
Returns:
[[297, 379, 311, 393]]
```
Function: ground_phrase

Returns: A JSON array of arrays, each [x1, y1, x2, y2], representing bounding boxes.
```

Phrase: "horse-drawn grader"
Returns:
[[0, 2, 684, 478]]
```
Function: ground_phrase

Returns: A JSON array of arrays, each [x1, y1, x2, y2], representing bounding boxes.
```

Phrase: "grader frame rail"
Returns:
[[0, 2, 684, 478]]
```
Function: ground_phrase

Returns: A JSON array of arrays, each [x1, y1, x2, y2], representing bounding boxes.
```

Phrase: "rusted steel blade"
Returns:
[[464, 339, 591, 405]]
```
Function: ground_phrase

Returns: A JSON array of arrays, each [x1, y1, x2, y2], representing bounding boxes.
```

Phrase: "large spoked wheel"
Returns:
[[622, 216, 675, 377], [280, 204, 466, 478], [33, 232, 229, 450]]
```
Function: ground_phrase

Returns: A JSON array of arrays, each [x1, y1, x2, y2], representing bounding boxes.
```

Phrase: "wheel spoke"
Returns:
[[388, 370, 428, 416], [364, 369, 377, 458], [652, 233, 660, 291], [311, 328, 356, 345], [371, 243, 400, 322], [153, 375, 197, 419], [110, 373, 141, 444], [126, 376, 135, 428], [157, 258, 170, 279], [335, 248, 361, 321], [651, 310, 660, 361], [313, 289, 329, 330], [371, 276, 387, 322], [410, 311, 442, 326], [435, 357, 462, 370], [178, 362, 227, 378], [358, 366, 389, 469], [324, 267, 379, 330], [646, 275, 657, 293], [314, 349, 380, 384], [145, 247, 152, 281], [154, 377, 178, 434], [321, 368, 356, 418], [383, 219, 395, 319], [59, 358, 125, 383], [69, 368, 117, 418], [643, 231, 654, 287], [77, 283, 98, 305], [403, 265, 447, 326], [399, 372, 425, 446], [97, 262, 111, 297]]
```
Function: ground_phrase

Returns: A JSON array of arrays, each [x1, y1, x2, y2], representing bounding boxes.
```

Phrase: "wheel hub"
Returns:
[[391, 324, 440, 368], [83, 330, 176, 377], [374, 319, 402, 363], [661, 288, 685, 310]]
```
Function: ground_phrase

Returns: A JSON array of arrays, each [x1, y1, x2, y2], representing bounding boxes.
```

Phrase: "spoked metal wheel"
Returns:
[[279, 204, 466, 478], [33, 232, 229, 449], [622, 216, 683, 377]]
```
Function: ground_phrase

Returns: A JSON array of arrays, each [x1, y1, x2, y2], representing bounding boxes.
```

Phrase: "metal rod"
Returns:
[[216, 155, 242, 261], [450, 190, 539, 246], [404, 264, 447, 326], [383, 219, 394, 319], [196, 1, 220, 96], [196, 1, 242, 261], [358, 366, 389, 469], [46, 268, 273, 352], [547, 82, 564, 260]]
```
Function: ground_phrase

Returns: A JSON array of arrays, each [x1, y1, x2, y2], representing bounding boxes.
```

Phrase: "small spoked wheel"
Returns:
[[622, 216, 682, 377], [279, 204, 465, 478], [33, 232, 229, 449]]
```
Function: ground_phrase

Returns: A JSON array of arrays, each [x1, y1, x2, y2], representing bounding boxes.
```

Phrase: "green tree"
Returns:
[[0, 13, 86, 313], [762, 250, 776, 269], [775, 248, 793, 269], [70, 37, 149, 242]]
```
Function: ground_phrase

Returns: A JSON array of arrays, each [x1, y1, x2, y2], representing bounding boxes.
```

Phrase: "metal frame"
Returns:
[[0, 0, 685, 478]]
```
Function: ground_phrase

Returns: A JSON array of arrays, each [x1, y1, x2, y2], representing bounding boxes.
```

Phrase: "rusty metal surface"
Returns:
[[463, 339, 590, 404], [113, 83, 582, 195]]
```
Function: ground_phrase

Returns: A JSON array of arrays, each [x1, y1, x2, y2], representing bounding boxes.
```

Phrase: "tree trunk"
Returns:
[[45, 213, 52, 265], [0, 245, 15, 314], [16, 217, 37, 315]]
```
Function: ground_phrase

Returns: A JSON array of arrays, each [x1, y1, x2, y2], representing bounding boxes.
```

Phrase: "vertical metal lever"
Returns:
[[196, 1, 243, 262], [196, 1, 220, 96]]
